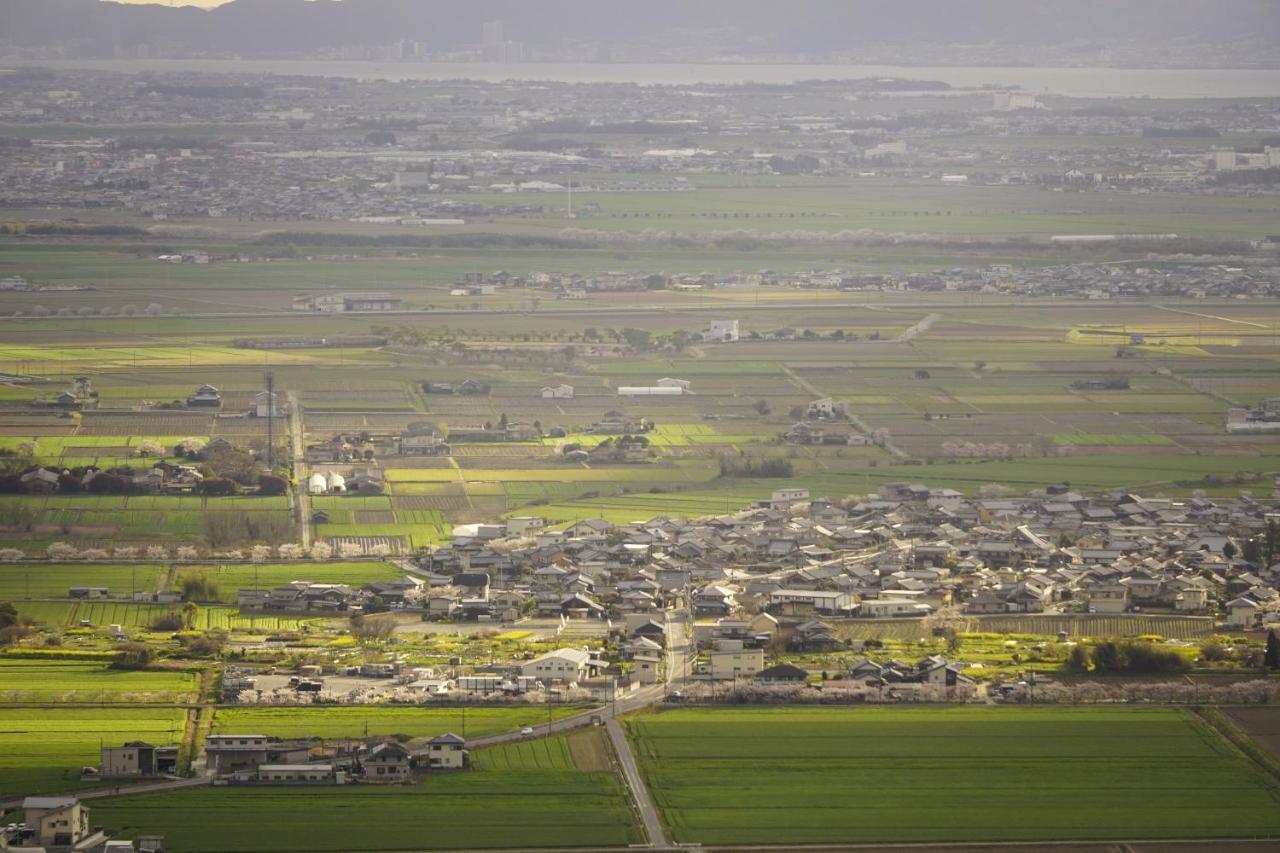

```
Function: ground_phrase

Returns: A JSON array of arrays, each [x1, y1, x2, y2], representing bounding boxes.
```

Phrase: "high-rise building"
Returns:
[[481, 20, 521, 62], [482, 20, 504, 49], [1212, 147, 1238, 171]]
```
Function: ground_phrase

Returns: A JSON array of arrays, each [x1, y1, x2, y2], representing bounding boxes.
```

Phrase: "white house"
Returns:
[[703, 319, 740, 343], [1226, 597, 1260, 628], [506, 516, 545, 536], [22, 796, 89, 848], [540, 384, 575, 399], [252, 390, 285, 418], [769, 488, 810, 509], [859, 599, 933, 618], [423, 733, 468, 769], [708, 648, 764, 680], [806, 398, 848, 419], [619, 386, 683, 397], [768, 588, 855, 616], [520, 648, 595, 684], [308, 473, 328, 496]]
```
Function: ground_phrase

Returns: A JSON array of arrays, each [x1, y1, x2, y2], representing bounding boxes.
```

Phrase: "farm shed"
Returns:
[[618, 386, 684, 396]]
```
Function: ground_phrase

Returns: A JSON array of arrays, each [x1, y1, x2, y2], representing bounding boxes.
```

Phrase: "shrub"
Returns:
[[351, 614, 396, 641], [200, 478, 238, 497], [112, 643, 156, 670], [1091, 640, 1189, 675], [258, 474, 288, 496], [182, 630, 228, 658], [1199, 642, 1231, 662], [87, 472, 129, 494], [151, 613, 184, 632], [180, 575, 221, 602]]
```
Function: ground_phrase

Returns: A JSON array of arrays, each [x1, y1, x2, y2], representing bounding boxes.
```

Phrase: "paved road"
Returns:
[[782, 364, 907, 459], [287, 392, 312, 549], [895, 312, 942, 342], [14, 609, 694, 813], [5, 298, 1270, 326], [607, 717, 669, 850], [0, 774, 211, 811]]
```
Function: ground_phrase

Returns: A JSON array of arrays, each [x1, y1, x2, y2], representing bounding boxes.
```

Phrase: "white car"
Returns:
[[520, 727, 535, 737]]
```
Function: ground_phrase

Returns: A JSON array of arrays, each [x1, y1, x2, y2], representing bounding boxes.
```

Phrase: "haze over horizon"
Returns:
[[5, 1, 1280, 851], [4, 0, 1266, 67], [104, 0, 229, 6]]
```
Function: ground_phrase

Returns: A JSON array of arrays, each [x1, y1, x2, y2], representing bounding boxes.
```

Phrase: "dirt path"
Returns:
[[566, 726, 611, 772]]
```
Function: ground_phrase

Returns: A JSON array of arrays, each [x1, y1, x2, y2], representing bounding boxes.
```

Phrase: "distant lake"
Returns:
[[8, 59, 1280, 99]]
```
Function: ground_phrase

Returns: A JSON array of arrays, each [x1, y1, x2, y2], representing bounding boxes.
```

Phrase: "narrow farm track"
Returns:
[[784, 363, 909, 460], [895, 311, 942, 342], [0, 775, 211, 812], [607, 717, 670, 850], [1154, 304, 1268, 329], [287, 392, 311, 549]]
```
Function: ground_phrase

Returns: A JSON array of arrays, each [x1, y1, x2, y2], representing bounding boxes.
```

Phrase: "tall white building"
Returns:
[[1213, 147, 1238, 171], [703, 319, 740, 343]]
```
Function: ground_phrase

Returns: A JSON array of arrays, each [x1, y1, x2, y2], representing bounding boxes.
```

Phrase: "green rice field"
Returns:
[[211, 706, 585, 741], [0, 658, 198, 703], [627, 706, 1280, 845], [172, 561, 404, 603], [0, 706, 188, 797], [92, 765, 640, 852], [0, 563, 167, 599]]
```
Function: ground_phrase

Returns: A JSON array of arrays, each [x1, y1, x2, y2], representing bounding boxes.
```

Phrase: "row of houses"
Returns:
[[410, 484, 1280, 634], [16, 461, 204, 495], [204, 733, 466, 782], [292, 292, 404, 313]]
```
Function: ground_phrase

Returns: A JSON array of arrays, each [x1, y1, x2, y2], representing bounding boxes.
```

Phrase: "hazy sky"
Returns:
[[106, 1, 230, 6]]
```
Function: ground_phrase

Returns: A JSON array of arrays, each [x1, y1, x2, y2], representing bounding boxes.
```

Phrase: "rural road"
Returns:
[[607, 717, 669, 850], [1154, 303, 1269, 329], [8, 609, 697, 823], [782, 365, 908, 460], [0, 773, 211, 811], [895, 312, 942, 342], [287, 391, 312, 549], [5, 299, 1274, 326], [471, 609, 693, 750]]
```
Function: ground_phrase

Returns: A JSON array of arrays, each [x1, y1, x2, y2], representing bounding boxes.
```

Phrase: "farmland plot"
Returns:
[[0, 706, 188, 796], [211, 706, 585, 741], [0, 563, 167, 599], [93, 766, 639, 851], [0, 658, 198, 704], [172, 561, 403, 603], [628, 706, 1280, 846]]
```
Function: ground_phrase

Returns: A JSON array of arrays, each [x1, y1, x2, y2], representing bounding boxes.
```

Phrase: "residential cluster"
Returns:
[[4, 69, 1280, 231]]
